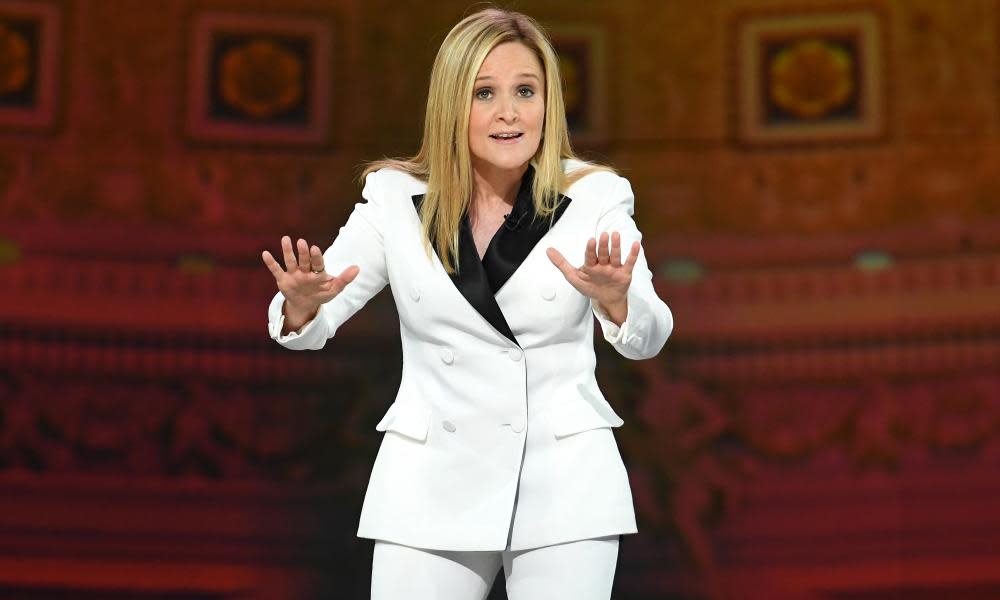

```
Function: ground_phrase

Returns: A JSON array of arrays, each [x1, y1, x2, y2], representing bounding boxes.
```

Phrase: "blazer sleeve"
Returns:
[[591, 175, 674, 360], [266, 170, 390, 350]]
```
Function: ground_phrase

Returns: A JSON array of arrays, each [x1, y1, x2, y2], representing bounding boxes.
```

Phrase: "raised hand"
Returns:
[[546, 231, 639, 326], [262, 236, 359, 330]]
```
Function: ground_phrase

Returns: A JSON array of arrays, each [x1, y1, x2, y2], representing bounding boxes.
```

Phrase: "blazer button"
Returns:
[[439, 347, 454, 364], [540, 286, 556, 301], [409, 286, 421, 302], [508, 347, 523, 362], [442, 420, 456, 432], [511, 415, 526, 433]]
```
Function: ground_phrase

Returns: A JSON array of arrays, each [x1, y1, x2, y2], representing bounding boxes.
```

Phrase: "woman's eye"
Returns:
[[475, 88, 492, 100], [518, 86, 534, 97]]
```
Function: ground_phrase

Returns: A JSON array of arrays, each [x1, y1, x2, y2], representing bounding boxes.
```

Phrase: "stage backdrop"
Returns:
[[0, 0, 998, 599]]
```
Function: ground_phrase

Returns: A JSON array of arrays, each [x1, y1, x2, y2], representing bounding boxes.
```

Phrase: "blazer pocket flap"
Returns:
[[547, 396, 624, 439], [375, 401, 431, 442]]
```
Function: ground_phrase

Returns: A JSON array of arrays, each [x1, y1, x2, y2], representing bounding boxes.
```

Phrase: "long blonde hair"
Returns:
[[361, 8, 612, 273]]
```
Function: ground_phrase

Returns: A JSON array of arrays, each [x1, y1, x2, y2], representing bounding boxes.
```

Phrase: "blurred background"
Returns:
[[1, 0, 999, 598]]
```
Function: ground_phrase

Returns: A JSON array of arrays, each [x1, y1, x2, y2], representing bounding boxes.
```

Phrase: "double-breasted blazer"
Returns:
[[267, 160, 673, 551]]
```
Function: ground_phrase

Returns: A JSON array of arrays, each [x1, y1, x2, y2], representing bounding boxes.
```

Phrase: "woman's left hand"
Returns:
[[546, 231, 639, 326]]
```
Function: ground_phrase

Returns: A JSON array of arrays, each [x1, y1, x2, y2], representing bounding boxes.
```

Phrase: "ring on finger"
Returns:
[[311, 267, 325, 274]]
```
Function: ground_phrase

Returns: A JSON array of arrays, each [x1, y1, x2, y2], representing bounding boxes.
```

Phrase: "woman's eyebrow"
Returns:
[[475, 73, 541, 82]]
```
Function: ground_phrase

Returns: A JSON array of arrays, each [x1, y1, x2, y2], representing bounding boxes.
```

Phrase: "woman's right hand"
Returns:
[[262, 236, 360, 331]]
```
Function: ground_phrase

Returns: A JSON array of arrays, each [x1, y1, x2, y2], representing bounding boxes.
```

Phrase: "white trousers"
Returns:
[[371, 535, 620, 600]]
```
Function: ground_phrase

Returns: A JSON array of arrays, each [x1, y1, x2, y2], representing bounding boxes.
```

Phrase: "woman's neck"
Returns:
[[470, 160, 529, 210]]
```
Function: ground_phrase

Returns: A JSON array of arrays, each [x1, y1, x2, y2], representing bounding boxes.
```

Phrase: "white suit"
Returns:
[[267, 160, 673, 551]]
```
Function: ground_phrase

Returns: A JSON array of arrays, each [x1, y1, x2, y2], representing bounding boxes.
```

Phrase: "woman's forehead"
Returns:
[[477, 42, 543, 78]]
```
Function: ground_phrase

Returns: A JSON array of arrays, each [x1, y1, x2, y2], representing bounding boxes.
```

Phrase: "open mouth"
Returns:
[[490, 132, 523, 140]]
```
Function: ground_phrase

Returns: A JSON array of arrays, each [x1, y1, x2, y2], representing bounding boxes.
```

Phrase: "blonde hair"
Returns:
[[361, 8, 612, 273]]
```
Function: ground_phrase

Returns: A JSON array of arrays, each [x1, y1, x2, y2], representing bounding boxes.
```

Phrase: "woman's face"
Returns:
[[468, 42, 545, 175]]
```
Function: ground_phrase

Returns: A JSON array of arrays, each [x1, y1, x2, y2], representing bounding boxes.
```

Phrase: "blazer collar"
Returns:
[[412, 165, 572, 346]]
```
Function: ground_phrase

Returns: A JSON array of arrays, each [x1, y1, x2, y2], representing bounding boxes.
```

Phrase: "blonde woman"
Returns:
[[262, 8, 672, 599]]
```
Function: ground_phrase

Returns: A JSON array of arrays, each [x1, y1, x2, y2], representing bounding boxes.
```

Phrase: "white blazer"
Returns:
[[267, 160, 673, 551]]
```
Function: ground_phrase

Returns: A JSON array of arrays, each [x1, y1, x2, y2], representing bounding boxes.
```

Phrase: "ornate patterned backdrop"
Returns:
[[0, 0, 998, 599]]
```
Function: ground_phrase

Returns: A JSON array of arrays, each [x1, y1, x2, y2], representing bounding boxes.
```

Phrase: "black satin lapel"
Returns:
[[482, 169, 572, 293], [412, 194, 519, 345], [453, 215, 518, 344]]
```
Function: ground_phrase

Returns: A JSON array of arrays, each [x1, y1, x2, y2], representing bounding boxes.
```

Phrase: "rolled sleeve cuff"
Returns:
[[267, 292, 327, 348], [591, 298, 631, 345]]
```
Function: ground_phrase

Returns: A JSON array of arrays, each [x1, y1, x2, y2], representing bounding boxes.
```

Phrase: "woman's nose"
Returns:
[[496, 96, 518, 122]]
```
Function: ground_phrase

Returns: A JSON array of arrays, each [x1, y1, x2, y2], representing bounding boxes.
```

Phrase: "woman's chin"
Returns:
[[475, 152, 537, 173]]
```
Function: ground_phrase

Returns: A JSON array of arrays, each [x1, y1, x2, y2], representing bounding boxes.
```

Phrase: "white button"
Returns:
[[540, 286, 556, 301], [511, 416, 526, 433], [409, 287, 421, 302], [442, 420, 456, 432], [439, 347, 454, 364], [508, 347, 522, 361]]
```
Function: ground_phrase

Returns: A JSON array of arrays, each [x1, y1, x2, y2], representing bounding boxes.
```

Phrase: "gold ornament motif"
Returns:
[[769, 39, 853, 119], [218, 39, 303, 119], [0, 23, 31, 95], [559, 55, 580, 115]]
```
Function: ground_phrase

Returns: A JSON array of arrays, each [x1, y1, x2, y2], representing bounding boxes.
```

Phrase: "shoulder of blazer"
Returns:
[[562, 162, 627, 211], [364, 167, 428, 202]]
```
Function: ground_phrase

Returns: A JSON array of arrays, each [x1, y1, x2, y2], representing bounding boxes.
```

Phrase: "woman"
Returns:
[[261, 8, 672, 600]]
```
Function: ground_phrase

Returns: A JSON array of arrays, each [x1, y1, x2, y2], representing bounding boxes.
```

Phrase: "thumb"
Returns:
[[546, 247, 576, 280], [338, 265, 360, 284], [320, 265, 360, 296]]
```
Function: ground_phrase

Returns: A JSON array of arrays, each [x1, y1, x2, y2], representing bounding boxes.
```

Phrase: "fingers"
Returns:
[[585, 232, 618, 268], [281, 235, 297, 271], [596, 232, 610, 264], [569, 233, 626, 272], [261, 250, 285, 278], [296, 238, 311, 272], [623, 241, 640, 273], [276, 237, 328, 275], [609, 232, 622, 266], [584, 237, 598, 267], [309, 245, 325, 274], [590, 232, 628, 268], [270, 237, 329, 281]]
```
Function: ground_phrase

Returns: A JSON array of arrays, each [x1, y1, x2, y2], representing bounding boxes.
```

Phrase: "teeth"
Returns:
[[493, 133, 521, 138]]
